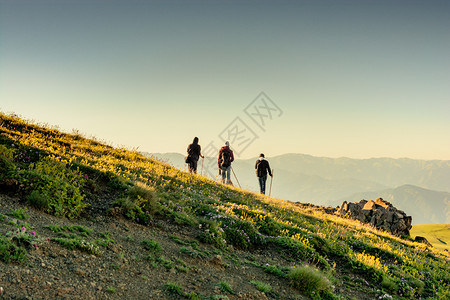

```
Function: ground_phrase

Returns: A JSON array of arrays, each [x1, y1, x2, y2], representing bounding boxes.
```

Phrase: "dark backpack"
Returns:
[[221, 150, 231, 168]]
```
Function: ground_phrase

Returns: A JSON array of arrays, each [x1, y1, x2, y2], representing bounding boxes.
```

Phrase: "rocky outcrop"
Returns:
[[336, 198, 412, 236]]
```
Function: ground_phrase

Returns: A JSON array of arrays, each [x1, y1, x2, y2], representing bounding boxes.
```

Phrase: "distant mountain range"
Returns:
[[145, 152, 450, 225]]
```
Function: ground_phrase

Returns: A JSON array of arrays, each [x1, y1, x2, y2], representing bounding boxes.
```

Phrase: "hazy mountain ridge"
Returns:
[[260, 153, 450, 193], [147, 152, 450, 224]]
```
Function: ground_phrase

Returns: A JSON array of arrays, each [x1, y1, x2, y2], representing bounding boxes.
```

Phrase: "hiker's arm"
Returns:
[[267, 162, 272, 177]]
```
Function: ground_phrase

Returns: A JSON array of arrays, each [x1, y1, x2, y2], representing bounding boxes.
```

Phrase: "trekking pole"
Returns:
[[269, 169, 274, 197], [201, 157, 204, 176], [230, 166, 242, 189]]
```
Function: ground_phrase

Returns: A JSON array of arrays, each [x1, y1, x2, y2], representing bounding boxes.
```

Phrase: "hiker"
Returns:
[[186, 137, 204, 174], [218, 141, 234, 184], [255, 153, 272, 194]]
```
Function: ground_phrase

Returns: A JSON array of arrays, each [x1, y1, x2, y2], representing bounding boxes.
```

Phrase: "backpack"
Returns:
[[221, 149, 231, 168], [256, 159, 267, 177]]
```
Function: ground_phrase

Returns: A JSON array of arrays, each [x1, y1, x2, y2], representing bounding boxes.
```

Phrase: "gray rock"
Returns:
[[336, 197, 412, 236]]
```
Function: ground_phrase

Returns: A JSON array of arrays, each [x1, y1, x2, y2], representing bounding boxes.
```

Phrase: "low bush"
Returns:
[[250, 280, 272, 293], [112, 182, 158, 225], [17, 158, 87, 219], [0, 235, 28, 263], [26, 190, 49, 209], [218, 281, 234, 294], [287, 265, 331, 295], [51, 237, 102, 256], [141, 239, 161, 253], [198, 219, 227, 249]]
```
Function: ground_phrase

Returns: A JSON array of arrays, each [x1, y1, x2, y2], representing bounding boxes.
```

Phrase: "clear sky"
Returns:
[[1, 0, 449, 160]]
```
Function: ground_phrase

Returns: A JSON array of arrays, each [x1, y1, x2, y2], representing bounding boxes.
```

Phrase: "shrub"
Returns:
[[164, 282, 184, 296], [255, 216, 282, 236], [0, 145, 15, 179], [222, 218, 261, 249], [18, 158, 87, 218], [27, 190, 49, 209], [141, 239, 161, 253], [268, 236, 330, 269], [0, 235, 27, 263], [113, 182, 158, 225], [113, 197, 136, 212], [381, 276, 398, 293], [398, 277, 425, 297], [198, 220, 227, 249], [218, 281, 234, 294], [287, 265, 331, 295], [250, 280, 272, 293]]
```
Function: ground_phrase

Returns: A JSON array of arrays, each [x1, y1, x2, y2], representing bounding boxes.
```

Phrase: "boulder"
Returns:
[[336, 198, 412, 236], [414, 236, 432, 247]]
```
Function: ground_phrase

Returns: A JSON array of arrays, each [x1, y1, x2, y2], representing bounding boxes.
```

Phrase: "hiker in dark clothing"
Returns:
[[255, 153, 272, 194], [186, 137, 204, 174], [218, 141, 234, 184]]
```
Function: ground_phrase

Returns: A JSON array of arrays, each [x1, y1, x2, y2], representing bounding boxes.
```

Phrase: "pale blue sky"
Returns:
[[1, 0, 449, 160]]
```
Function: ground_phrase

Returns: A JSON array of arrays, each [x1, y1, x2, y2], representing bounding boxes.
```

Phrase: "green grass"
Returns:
[[0, 235, 28, 263], [51, 237, 102, 256], [141, 239, 161, 253], [6, 208, 28, 220], [410, 224, 450, 251], [45, 224, 93, 236], [250, 280, 272, 293], [218, 281, 234, 294], [163, 282, 185, 296], [1, 112, 450, 299]]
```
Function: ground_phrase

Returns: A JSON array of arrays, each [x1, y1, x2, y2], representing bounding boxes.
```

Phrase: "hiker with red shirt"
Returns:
[[218, 141, 234, 185]]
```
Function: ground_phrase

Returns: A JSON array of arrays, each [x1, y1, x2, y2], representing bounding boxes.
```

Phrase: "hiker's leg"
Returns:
[[258, 177, 264, 193], [221, 167, 226, 183], [261, 175, 267, 194], [226, 167, 231, 183], [192, 160, 198, 174]]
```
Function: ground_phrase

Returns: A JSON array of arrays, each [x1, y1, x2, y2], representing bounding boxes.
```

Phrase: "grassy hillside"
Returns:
[[149, 153, 448, 225], [411, 224, 450, 252], [1, 112, 449, 299]]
